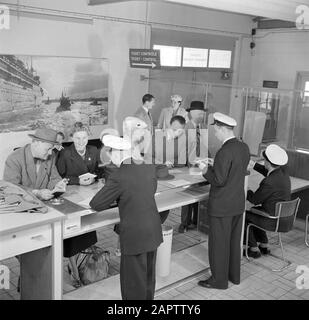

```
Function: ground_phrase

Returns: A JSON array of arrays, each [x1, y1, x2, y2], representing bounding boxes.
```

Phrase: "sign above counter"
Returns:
[[129, 49, 161, 69]]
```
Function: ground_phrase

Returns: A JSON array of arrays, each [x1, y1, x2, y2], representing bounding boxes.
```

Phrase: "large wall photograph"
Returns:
[[0, 55, 109, 139]]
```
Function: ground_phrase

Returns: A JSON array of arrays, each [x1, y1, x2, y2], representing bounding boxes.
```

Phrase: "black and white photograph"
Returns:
[[0, 0, 309, 306]]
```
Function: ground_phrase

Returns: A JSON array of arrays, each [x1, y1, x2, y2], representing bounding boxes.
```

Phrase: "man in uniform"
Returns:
[[197, 112, 250, 289], [245, 144, 291, 258], [90, 135, 163, 300]]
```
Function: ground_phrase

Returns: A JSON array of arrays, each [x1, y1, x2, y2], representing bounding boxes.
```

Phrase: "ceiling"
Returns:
[[88, 0, 308, 22]]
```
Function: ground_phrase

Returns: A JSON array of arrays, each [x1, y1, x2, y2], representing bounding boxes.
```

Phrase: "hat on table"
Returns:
[[211, 112, 237, 128], [186, 101, 205, 112], [28, 128, 59, 145], [262, 144, 288, 166], [102, 135, 131, 151], [156, 164, 175, 180]]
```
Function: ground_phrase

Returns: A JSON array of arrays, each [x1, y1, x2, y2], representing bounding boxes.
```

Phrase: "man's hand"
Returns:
[[33, 189, 54, 201], [194, 158, 214, 169], [79, 176, 95, 186], [247, 159, 255, 170], [54, 179, 68, 192]]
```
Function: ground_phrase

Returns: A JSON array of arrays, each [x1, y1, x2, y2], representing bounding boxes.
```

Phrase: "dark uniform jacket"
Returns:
[[203, 138, 250, 217], [247, 163, 291, 215], [90, 159, 163, 255], [56, 144, 101, 185]]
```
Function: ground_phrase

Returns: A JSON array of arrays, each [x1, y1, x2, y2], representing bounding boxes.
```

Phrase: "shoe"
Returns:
[[245, 249, 261, 259], [178, 224, 187, 233], [187, 223, 197, 230], [198, 278, 227, 290], [259, 245, 270, 255]]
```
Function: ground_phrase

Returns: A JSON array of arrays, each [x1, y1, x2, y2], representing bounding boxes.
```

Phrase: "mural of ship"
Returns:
[[0, 55, 43, 113], [56, 91, 71, 113]]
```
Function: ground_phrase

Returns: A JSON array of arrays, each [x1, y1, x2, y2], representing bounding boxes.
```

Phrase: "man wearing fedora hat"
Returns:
[[245, 144, 291, 258], [90, 135, 162, 300], [197, 112, 250, 290], [4, 128, 66, 201], [178, 101, 208, 233]]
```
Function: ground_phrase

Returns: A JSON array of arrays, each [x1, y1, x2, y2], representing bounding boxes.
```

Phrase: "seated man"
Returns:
[[245, 144, 291, 258], [3, 127, 67, 292], [3, 128, 67, 200]]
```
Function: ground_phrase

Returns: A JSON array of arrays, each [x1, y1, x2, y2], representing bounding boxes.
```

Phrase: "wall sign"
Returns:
[[263, 80, 279, 88], [129, 49, 161, 69]]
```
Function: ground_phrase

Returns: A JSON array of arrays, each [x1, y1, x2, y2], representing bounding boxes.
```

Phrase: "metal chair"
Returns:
[[305, 214, 309, 247], [245, 197, 301, 272]]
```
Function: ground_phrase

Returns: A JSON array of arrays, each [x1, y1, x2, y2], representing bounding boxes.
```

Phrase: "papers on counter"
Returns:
[[78, 173, 97, 179], [167, 179, 191, 188], [78, 196, 94, 208]]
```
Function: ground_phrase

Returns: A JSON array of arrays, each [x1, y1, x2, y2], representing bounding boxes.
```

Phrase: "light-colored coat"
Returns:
[[157, 107, 188, 130], [3, 144, 61, 190]]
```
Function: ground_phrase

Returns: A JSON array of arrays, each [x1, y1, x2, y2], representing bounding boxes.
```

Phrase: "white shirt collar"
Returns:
[[142, 106, 149, 114], [223, 136, 235, 145]]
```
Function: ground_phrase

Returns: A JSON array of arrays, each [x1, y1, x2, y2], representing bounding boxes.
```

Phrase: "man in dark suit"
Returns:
[[245, 144, 291, 258], [89, 135, 163, 300], [197, 112, 250, 289], [134, 93, 155, 135]]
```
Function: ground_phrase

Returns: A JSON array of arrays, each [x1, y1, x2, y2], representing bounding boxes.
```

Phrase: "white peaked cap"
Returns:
[[102, 135, 131, 150], [99, 128, 120, 142], [212, 112, 237, 127], [264, 144, 288, 166]]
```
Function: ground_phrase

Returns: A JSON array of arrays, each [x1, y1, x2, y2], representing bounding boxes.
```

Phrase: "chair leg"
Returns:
[[305, 214, 309, 248], [269, 233, 291, 272], [245, 224, 252, 261]]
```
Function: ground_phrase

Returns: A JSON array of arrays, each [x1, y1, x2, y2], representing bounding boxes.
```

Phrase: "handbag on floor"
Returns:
[[77, 245, 110, 285]]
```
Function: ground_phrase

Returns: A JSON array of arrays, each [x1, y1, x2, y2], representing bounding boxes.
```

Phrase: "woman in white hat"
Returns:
[[157, 94, 188, 130], [245, 144, 291, 258]]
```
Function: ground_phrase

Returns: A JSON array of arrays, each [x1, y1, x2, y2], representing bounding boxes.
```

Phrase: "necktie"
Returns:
[[196, 125, 200, 157], [163, 135, 167, 164], [174, 137, 178, 166]]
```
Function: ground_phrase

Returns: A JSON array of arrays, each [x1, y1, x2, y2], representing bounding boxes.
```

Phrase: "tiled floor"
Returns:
[[1, 208, 309, 300]]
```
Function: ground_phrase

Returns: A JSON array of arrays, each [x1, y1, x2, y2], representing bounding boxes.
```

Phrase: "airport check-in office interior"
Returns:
[[1, 0, 309, 300]]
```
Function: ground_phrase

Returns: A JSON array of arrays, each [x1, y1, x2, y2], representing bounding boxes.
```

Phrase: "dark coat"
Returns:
[[90, 159, 163, 255], [203, 138, 250, 217], [247, 163, 291, 215], [56, 144, 101, 185]]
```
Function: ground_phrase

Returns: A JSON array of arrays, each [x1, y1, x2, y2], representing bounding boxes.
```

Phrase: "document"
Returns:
[[167, 179, 191, 187]]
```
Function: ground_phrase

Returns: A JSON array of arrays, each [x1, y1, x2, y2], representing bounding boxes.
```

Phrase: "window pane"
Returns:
[[182, 47, 208, 67], [208, 50, 232, 68], [153, 45, 181, 67], [305, 81, 309, 97]]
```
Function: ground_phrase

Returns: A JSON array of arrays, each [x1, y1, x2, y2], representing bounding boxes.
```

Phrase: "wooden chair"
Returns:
[[245, 198, 301, 272]]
